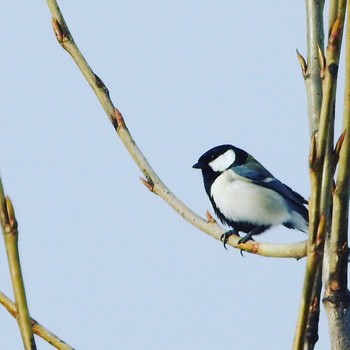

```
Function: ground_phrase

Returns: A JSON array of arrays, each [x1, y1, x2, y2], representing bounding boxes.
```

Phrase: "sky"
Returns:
[[0, 1, 341, 349]]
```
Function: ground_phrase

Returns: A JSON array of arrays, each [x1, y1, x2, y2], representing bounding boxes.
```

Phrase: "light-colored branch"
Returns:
[[0, 179, 36, 350], [310, 1, 347, 245], [329, 0, 340, 36], [295, 1, 347, 349], [295, 1, 350, 348], [327, 1, 350, 294], [0, 291, 75, 350], [298, 4, 325, 349], [293, 213, 326, 350], [303, 0, 325, 135], [322, 2, 350, 348], [45, 0, 306, 259], [294, 1, 347, 348]]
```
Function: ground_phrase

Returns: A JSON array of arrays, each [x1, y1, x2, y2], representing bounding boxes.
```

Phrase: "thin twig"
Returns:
[[45, 0, 307, 258], [0, 291, 75, 350], [0, 178, 36, 350]]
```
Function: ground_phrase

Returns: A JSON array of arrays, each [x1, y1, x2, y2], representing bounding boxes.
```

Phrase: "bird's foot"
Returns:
[[238, 226, 268, 245], [220, 229, 239, 250], [237, 232, 255, 245]]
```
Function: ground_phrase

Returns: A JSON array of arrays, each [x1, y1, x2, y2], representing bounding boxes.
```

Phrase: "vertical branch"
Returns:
[[303, 266, 323, 349], [313, 1, 346, 256], [294, 2, 325, 349], [323, 2, 350, 348], [295, 1, 347, 349], [329, 0, 340, 31], [329, 5, 350, 291], [293, 211, 326, 350], [303, 4, 326, 349], [0, 179, 36, 350], [304, 0, 325, 135]]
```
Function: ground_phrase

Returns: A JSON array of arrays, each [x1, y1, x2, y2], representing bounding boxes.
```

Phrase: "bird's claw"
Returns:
[[237, 232, 255, 245], [220, 230, 254, 256], [220, 233, 229, 250], [220, 229, 239, 250], [237, 233, 255, 256]]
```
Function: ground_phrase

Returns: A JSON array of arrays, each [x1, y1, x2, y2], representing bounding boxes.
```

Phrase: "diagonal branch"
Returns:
[[45, 0, 306, 258], [0, 291, 75, 350]]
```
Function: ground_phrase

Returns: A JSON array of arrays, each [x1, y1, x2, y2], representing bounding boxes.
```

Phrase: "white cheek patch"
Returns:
[[209, 149, 236, 172]]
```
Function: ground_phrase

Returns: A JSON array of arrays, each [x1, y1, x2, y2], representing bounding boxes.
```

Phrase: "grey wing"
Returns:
[[258, 177, 308, 206], [232, 162, 308, 207]]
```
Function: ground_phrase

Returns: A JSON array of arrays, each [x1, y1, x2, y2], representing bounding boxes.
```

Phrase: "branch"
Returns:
[[295, 2, 326, 345], [45, 0, 306, 258], [302, 0, 325, 135], [327, 2, 350, 296], [304, 265, 323, 348], [0, 178, 36, 349], [322, 1, 350, 347], [0, 291, 75, 350], [294, 1, 347, 349], [293, 213, 326, 350]]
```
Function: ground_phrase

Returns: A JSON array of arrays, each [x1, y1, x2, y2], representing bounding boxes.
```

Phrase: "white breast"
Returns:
[[210, 170, 291, 226]]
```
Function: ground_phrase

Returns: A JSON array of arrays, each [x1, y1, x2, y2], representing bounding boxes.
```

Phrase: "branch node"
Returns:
[[317, 45, 326, 78], [309, 132, 318, 168], [140, 177, 155, 193], [315, 213, 326, 251], [5, 197, 17, 230], [310, 296, 319, 312], [328, 17, 343, 51], [51, 18, 64, 44], [114, 108, 126, 130], [335, 130, 346, 164], [205, 210, 217, 224], [94, 73, 110, 96], [296, 49, 307, 78]]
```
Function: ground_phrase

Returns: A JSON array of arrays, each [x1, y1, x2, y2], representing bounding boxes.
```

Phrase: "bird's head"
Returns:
[[193, 144, 246, 173]]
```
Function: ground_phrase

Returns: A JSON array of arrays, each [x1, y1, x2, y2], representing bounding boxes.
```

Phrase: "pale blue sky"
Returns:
[[1, 1, 333, 349]]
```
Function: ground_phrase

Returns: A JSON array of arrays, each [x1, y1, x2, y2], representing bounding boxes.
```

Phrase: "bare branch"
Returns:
[[0, 179, 36, 350], [294, 214, 326, 350], [295, 1, 348, 348], [304, 0, 325, 135], [0, 291, 75, 350], [45, 0, 306, 258], [293, 1, 341, 348], [327, 7, 350, 296], [296, 49, 307, 78], [322, 2, 350, 348]]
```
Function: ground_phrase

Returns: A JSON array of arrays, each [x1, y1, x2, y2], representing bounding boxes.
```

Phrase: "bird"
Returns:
[[193, 144, 308, 247]]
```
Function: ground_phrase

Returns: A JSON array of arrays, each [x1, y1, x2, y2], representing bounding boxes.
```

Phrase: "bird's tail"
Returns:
[[284, 203, 309, 233]]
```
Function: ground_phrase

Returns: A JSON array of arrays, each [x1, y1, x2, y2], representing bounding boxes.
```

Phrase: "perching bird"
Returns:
[[193, 144, 308, 246]]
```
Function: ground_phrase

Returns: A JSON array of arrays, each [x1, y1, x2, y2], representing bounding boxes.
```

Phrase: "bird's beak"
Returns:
[[192, 162, 203, 169]]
